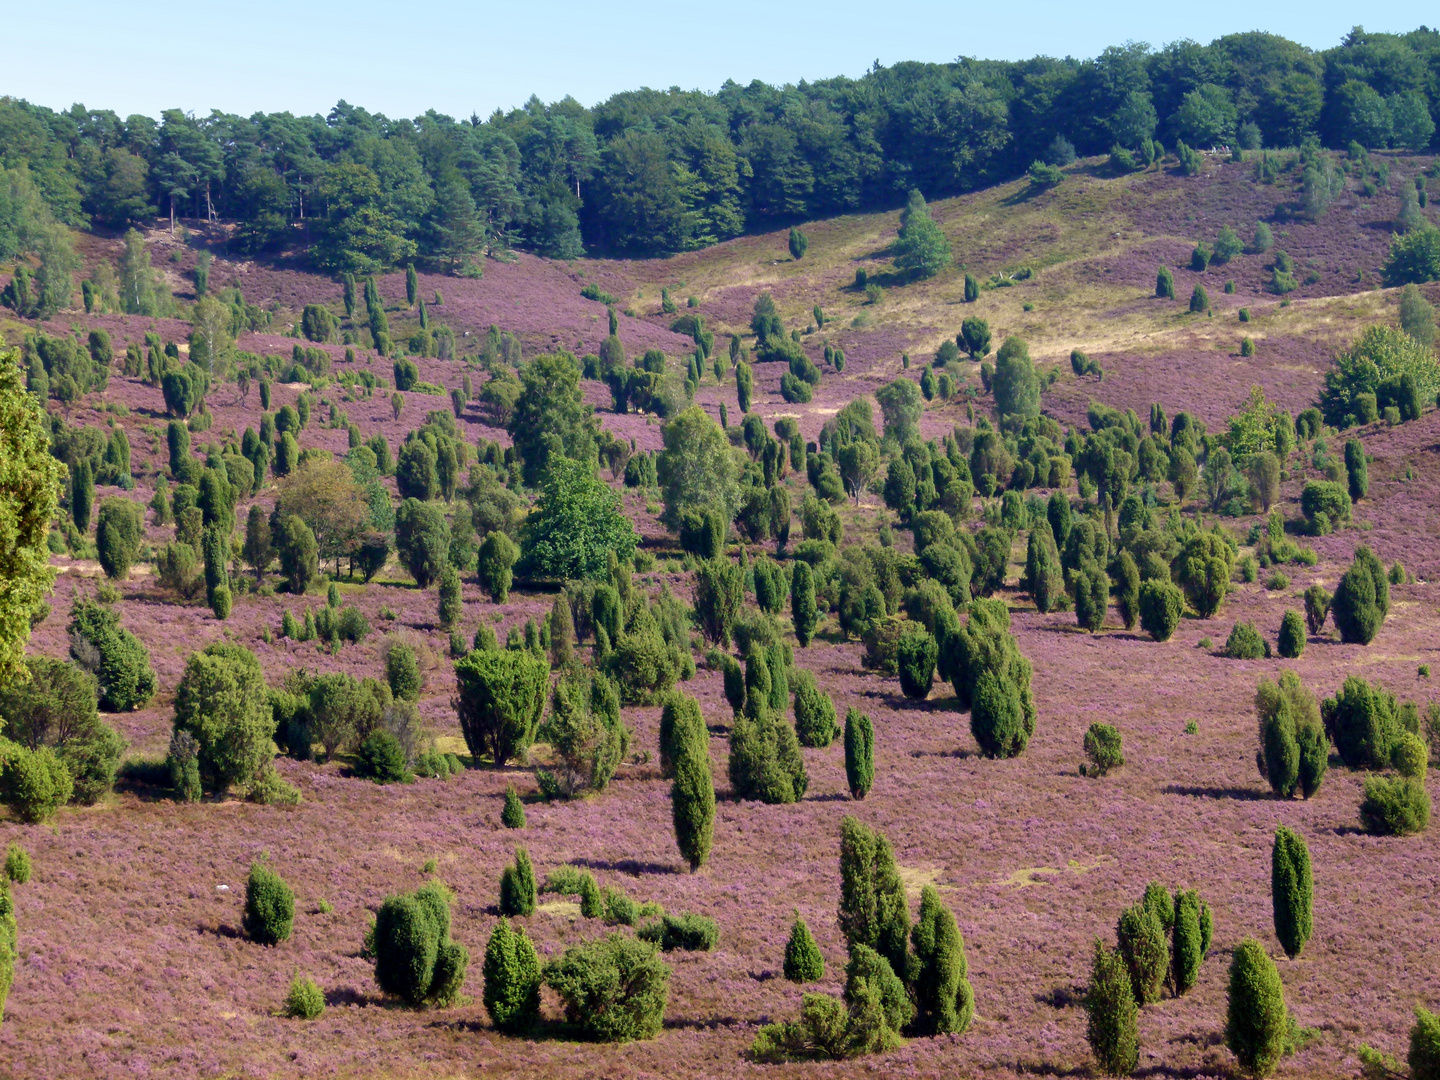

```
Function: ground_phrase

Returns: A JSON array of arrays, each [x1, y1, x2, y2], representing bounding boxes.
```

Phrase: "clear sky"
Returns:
[[6, 1, 1435, 121]]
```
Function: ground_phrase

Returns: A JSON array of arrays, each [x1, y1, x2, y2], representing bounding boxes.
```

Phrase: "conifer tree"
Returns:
[[783, 912, 824, 983], [672, 705, 715, 871], [1116, 902, 1168, 1005], [736, 360, 753, 413], [499, 847, 537, 917], [1156, 266, 1175, 299], [1086, 939, 1140, 1076], [1171, 889, 1206, 995], [844, 708, 874, 799], [71, 459, 94, 531], [1225, 939, 1290, 1078], [405, 263, 418, 308], [911, 885, 974, 1034], [482, 918, 541, 1033], [964, 272, 979, 302], [837, 816, 910, 982], [1271, 826, 1312, 959], [790, 560, 818, 646], [501, 785, 526, 829], [1345, 439, 1368, 501]]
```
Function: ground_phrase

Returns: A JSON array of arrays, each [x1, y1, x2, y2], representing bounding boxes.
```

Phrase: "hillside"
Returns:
[[0, 150, 1439, 1080]]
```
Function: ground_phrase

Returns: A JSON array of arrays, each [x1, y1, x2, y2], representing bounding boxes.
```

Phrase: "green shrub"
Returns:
[[751, 992, 864, 1061], [638, 912, 718, 951], [1325, 675, 1401, 769], [499, 847, 537, 917], [910, 884, 974, 1035], [896, 625, 937, 699], [67, 600, 157, 712], [1116, 901, 1168, 1005], [501, 785, 526, 829], [1277, 610, 1305, 658], [728, 707, 807, 804], [1360, 775, 1430, 836], [1304, 585, 1331, 635], [792, 670, 839, 747], [1082, 723, 1124, 776], [1225, 938, 1290, 1078], [843, 708, 874, 799], [0, 743, 73, 822], [1224, 622, 1268, 659], [669, 697, 714, 871], [482, 917, 542, 1033], [1171, 889, 1208, 996], [1085, 939, 1139, 1075], [356, 731, 411, 784], [243, 860, 295, 945], [544, 931, 670, 1041], [1270, 826, 1312, 959], [783, 913, 825, 983], [844, 943, 912, 1036], [373, 879, 468, 1007], [1300, 481, 1351, 533], [454, 648, 548, 768], [1394, 732, 1428, 779], [970, 668, 1031, 758], [1256, 670, 1327, 799], [1332, 546, 1388, 645], [1156, 266, 1175, 299], [284, 974, 325, 1019], [384, 639, 421, 701], [1189, 284, 1210, 313], [3, 845, 29, 885], [1411, 1006, 1440, 1080], [1138, 580, 1183, 641]]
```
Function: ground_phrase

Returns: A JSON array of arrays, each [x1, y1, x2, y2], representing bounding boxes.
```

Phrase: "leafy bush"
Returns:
[[243, 859, 294, 945], [284, 974, 325, 1019], [373, 880, 469, 1007], [499, 847, 537, 917], [1225, 938, 1290, 1078], [538, 668, 629, 798], [1082, 723, 1124, 776], [173, 643, 274, 792], [843, 708, 874, 799], [67, 600, 156, 712], [544, 932, 670, 1041], [1224, 622, 1268, 659], [356, 731, 411, 784], [1360, 775, 1430, 836], [728, 707, 807, 804], [792, 670, 839, 747], [895, 625, 937, 700], [910, 884, 974, 1035], [1138, 580, 1183, 641], [1116, 902, 1168, 1006], [482, 917, 542, 1033], [0, 743, 73, 822], [454, 648, 549, 769], [751, 991, 867, 1061], [783, 913, 825, 983], [1256, 670, 1327, 799], [638, 913, 718, 951], [1277, 610, 1305, 658], [4, 845, 31, 885], [1085, 940, 1139, 1076]]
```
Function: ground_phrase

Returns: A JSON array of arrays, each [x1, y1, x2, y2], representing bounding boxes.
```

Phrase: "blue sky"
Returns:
[[6, 1, 1435, 120]]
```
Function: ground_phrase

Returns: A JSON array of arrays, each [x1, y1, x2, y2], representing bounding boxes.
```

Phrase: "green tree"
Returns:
[[94, 497, 143, 580], [172, 643, 274, 792], [1156, 265, 1175, 299], [1332, 545, 1388, 645], [693, 557, 744, 647], [670, 698, 715, 871], [910, 884, 974, 1035], [657, 406, 738, 531], [1271, 826, 1312, 960], [499, 846, 537, 916], [788, 226, 808, 260], [454, 647, 549, 768], [70, 459, 94, 532], [791, 561, 819, 646], [844, 707, 874, 799], [482, 918, 542, 1033], [508, 353, 597, 487], [518, 456, 637, 581], [1225, 939, 1290, 1078], [992, 336, 1039, 423], [438, 566, 462, 628], [1085, 940, 1140, 1076], [274, 514, 318, 594], [476, 531, 519, 602], [874, 378, 923, 445], [894, 189, 952, 279], [1344, 439, 1368, 501], [836, 816, 910, 984], [542, 931, 670, 1042], [373, 880, 468, 1008], [736, 360, 753, 413], [243, 859, 294, 945], [395, 498, 450, 588], [783, 913, 824, 983], [959, 317, 990, 358]]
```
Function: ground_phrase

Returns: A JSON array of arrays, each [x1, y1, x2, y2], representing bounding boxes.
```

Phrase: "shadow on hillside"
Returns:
[[664, 1016, 747, 1031], [196, 921, 240, 939], [1000, 183, 1048, 207], [1035, 983, 1086, 1008], [909, 747, 972, 760], [572, 856, 681, 878], [325, 986, 376, 1008], [1162, 784, 1269, 801]]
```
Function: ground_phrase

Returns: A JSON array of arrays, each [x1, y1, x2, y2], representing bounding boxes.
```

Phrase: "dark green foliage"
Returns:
[[970, 667, 1029, 758], [1075, 561, 1109, 632], [1303, 585, 1331, 635], [836, 816, 910, 984], [284, 974, 326, 1019], [1345, 439, 1368, 500], [1189, 285, 1207, 311], [911, 884, 974, 1035], [476, 531, 518, 603], [1332, 546, 1388, 645], [70, 458, 94, 532], [543, 932, 670, 1042], [844, 943, 913, 1037], [0, 743, 72, 822], [1086, 940, 1140, 1076], [243, 859, 294, 945], [792, 669, 839, 747], [964, 273, 979, 302], [5, 845, 31, 885], [960, 316, 991, 359], [437, 566, 462, 628], [274, 514, 318, 593], [1225, 938, 1290, 1078], [483, 918, 542, 1033], [639, 913, 718, 951], [1326, 675, 1401, 770], [1171, 890, 1206, 996], [1224, 622, 1268, 659], [791, 559, 819, 646], [1271, 826, 1312, 959], [843, 708, 874, 799], [1411, 1006, 1440, 1080], [499, 847, 537, 917], [67, 599, 156, 712], [1116, 901, 1168, 1006], [356, 731, 411, 784], [1256, 670, 1327, 799], [373, 880, 469, 1008], [95, 498, 143, 580], [788, 226, 808, 260], [670, 696, 715, 871], [1277, 610, 1305, 659], [784, 913, 825, 983], [1023, 524, 1065, 614], [501, 785, 526, 829], [1156, 266, 1175, 299], [896, 625, 937, 700], [1360, 775, 1430, 835], [728, 707, 807, 804], [693, 558, 744, 647], [1082, 723, 1124, 776], [384, 640, 421, 702], [453, 647, 549, 768]]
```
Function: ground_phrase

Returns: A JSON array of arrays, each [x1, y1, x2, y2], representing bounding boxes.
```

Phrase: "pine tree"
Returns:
[[1156, 266, 1175, 299], [964, 272, 979, 302], [736, 360, 753, 413], [482, 918, 542, 1033], [836, 816, 910, 983], [499, 847, 537, 917], [783, 912, 825, 983], [911, 884, 974, 1034], [1116, 902, 1168, 1005], [844, 708, 874, 799], [501, 785, 526, 829], [1172, 889, 1206, 995], [71, 459, 94, 531], [671, 700, 715, 871], [1086, 939, 1140, 1076], [1271, 826, 1312, 959], [1345, 439, 1368, 501], [405, 263, 418, 308], [1225, 939, 1290, 1078]]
